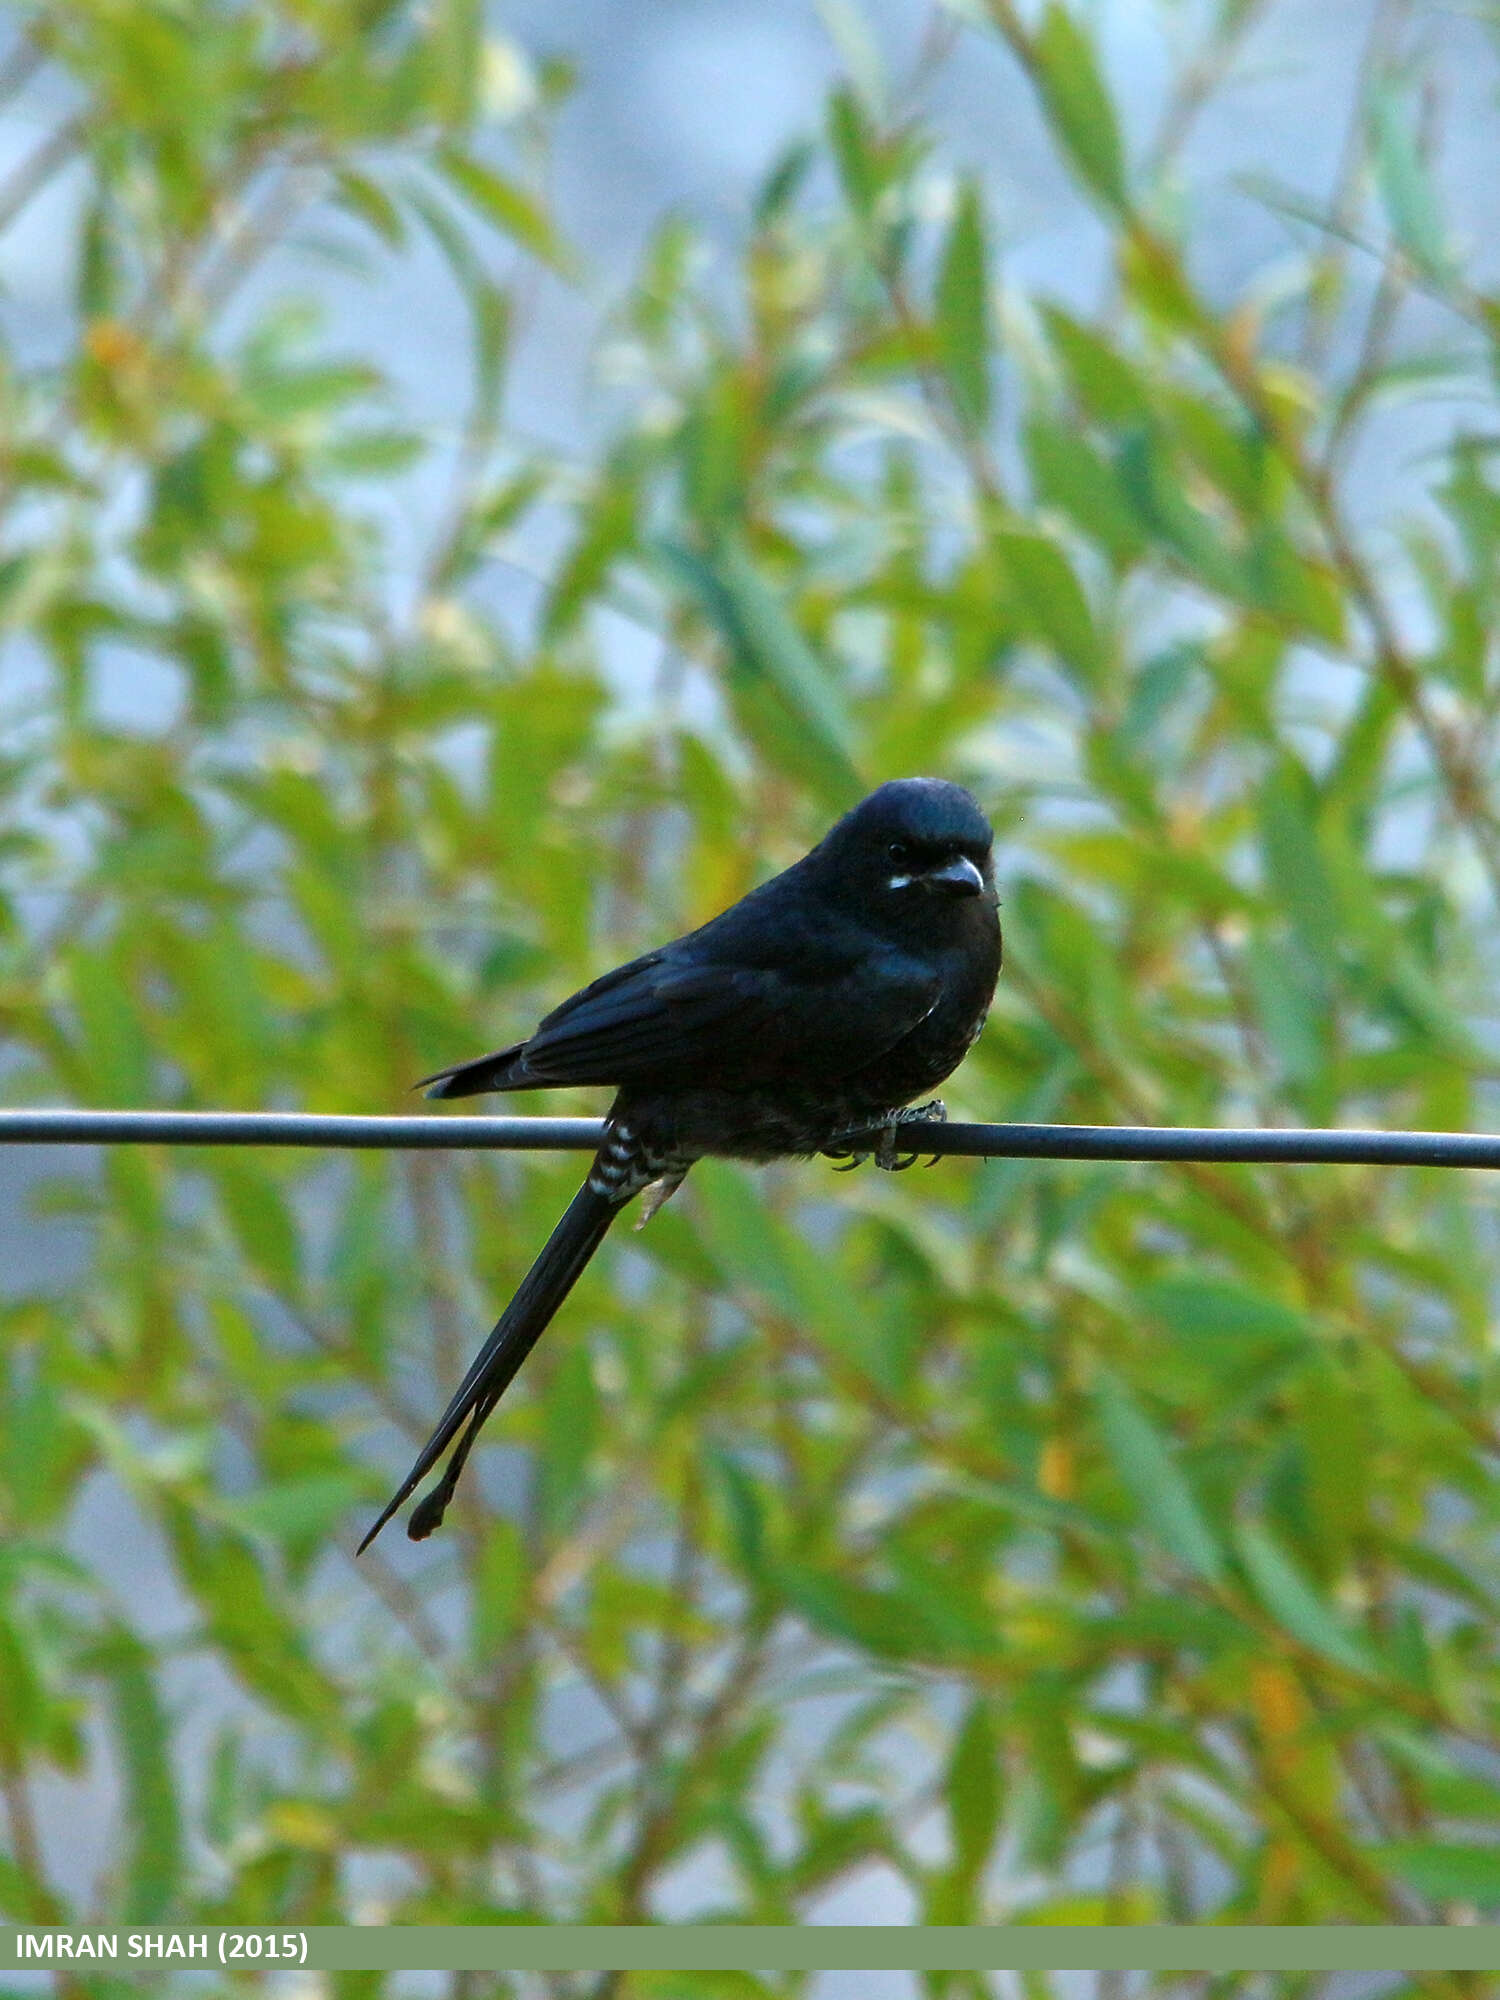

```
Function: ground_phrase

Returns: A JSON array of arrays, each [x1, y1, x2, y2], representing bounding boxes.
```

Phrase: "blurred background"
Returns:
[[3, 0, 1500, 1993]]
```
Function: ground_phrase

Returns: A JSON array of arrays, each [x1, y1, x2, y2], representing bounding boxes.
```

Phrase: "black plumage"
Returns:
[[359, 777, 1001, 1551]]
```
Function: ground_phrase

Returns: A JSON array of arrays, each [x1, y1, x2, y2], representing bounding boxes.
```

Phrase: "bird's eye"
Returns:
[[887, 840, 913, 868]]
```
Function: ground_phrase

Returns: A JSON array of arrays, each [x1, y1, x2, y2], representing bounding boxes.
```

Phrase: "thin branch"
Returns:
[[1141, 0, 1269, 185], [0, 36, 45, 112], [341, 1537, 448, 1657], [0, 110, 85, 238], [1298, 0, 1414, 373]]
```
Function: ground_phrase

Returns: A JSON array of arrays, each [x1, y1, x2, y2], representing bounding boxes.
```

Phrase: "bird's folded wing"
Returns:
[[516, 951, 940, 1088], [418, 1039, 530, 1098]]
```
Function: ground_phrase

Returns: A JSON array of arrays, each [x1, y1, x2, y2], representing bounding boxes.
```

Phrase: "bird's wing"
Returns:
[[514, 946, 941, 1089], [419, 1039, 530, 1099]]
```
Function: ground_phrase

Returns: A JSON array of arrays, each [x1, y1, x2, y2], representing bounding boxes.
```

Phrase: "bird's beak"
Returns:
[[924, 855, 985, 898]]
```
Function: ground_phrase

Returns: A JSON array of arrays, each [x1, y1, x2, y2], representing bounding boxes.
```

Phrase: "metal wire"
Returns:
[[0, 1110, 605, 1151], [3, 1107, 1500, 1168]]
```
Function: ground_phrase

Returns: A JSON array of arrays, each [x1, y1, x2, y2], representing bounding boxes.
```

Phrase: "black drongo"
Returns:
[[360, 777, 1001, 1550]]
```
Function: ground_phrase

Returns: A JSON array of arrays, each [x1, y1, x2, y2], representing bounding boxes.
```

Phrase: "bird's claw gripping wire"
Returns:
[[876, 1098, 947, 1171], [824, 1100, 947, 1174]]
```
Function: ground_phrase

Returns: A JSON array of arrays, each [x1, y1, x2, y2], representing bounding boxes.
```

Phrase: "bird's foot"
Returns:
[[875, 1099, 946, 1171], [824, 1101, 947, 1174]]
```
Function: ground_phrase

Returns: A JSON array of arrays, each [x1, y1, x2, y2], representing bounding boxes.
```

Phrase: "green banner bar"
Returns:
[[5, 1927, 1500, 1973]]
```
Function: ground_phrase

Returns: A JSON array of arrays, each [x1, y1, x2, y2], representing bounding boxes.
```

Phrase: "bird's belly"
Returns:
[[624, 1003, 990, 1166], [625, 1086, 888, 1165]]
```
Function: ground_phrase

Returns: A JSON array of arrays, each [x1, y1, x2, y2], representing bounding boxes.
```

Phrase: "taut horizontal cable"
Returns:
[[0, 1110, 605, 1150], [1, 1108, 1500, 1169]]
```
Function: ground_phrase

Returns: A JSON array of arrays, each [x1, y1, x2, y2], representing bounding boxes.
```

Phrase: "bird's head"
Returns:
[[817, 778, 996, 926]]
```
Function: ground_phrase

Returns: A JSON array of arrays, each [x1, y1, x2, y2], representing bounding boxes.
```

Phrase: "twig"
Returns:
[[1298, 0, 1414, 373], [0, 110, 85, 238], [343, 1538, 448, 1657], [0, 35, 45, 112], [1141, 0, 1268, 185]]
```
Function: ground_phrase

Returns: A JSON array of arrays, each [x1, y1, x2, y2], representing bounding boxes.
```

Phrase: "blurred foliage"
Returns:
[[3, 0, 1500, 1993]]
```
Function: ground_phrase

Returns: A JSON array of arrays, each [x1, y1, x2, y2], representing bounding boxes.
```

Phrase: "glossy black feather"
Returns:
[[357, 1179, 618, 1550], [431, 948, 944, 1094]]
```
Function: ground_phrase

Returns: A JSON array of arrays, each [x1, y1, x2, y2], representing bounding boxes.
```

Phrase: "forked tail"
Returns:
[[357, 1179, 620, 1552]]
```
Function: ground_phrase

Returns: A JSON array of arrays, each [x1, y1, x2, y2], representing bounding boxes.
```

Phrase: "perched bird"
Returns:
[[359, 778, 1000, 1551]]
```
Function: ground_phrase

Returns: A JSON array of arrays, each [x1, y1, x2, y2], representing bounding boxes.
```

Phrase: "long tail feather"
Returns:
[[357, 1179, 619, 1552]]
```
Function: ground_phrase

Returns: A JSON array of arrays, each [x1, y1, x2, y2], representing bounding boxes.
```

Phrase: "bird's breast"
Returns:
[[618, 906, 999, 1170]]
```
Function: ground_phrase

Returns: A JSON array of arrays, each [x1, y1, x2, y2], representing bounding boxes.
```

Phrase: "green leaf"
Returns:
[[241, 356, 381, 426], [787, 1802, 889, 1894], [1378, 1843, 1500, 1909], [470, 278, 513, 428], [776, 1564, 968, 1662], [1258, 760, 1338, 967], [473, 1516, 528, 1660], [333, 167, 407, 250], [1135, 1280, 1311, 1349], [87, 1630, 182, 1922], [70, 947, 154, 1106], [164, 1501, 337, 1728], [0, 1604, 50, 1765], [1235, 1519, 1383, 1679], [1380, 1731, 1500, 1818], [439, 148, 574, 274], [935, 181, 991, 433], [1042, 308, 1150, 423], [0, 1366, 70, 1527], [545, 467, 638, 636], [321, 428, 426, 477], [432, 0, 483, 125], [1026, 416, 1144, 567], [78, 189, 122, 320], [1245, 929, 1326, 1091], [827, 86, 881, 217], [538, 1338, 598, 1534], [229, 1472, 367, 1548], [1094, 1369, 1226, 1584], [657, 534, 864, 807], [992, 526, 1103, 684], [1034, 4, 1127, 209], [711, 1448, 767, 1575], [212, 1157, 301, 1291], [1371, 83, 1449, 282], [947, 1698, 1002, 1886]]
